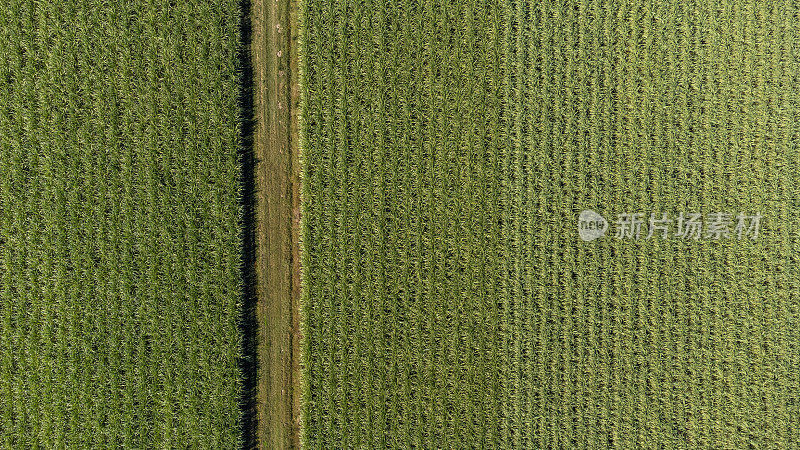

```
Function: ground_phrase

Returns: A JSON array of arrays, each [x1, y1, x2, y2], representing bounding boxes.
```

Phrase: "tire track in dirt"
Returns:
[[250, 0, 300, 446]]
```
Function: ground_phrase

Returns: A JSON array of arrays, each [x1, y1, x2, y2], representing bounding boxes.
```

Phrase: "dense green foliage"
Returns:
[[300, 0, 800, 446], [300, 0, 505, 446], [0, 0, 243, 446]]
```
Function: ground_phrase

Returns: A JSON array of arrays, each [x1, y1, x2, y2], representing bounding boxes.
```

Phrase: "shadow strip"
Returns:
[[237, 0, 258, 446]]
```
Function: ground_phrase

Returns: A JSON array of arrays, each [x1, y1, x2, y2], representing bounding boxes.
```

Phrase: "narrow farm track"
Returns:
[[250, 0, 300, 446]]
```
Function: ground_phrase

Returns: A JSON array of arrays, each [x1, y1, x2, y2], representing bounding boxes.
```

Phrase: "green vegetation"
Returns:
[[2, 0, 798, 446], [0, 0, 243, 447], [300, 0, 800, 447], [300, 1, 505, 446]]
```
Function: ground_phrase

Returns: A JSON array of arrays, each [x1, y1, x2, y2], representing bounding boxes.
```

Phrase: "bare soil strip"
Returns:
[[251, 0, 300, 446]]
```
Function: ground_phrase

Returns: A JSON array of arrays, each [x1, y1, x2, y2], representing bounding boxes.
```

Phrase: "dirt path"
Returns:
[[250, 0, 300, 446]]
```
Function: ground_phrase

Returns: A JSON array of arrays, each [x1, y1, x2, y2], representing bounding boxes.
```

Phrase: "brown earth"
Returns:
[[250, 0, 300, 446]]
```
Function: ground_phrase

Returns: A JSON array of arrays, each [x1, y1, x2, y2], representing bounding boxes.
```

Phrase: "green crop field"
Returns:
[[3, 0, 800, 447], [300, 0, 800, 447], [0, 0, 243, 447]]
